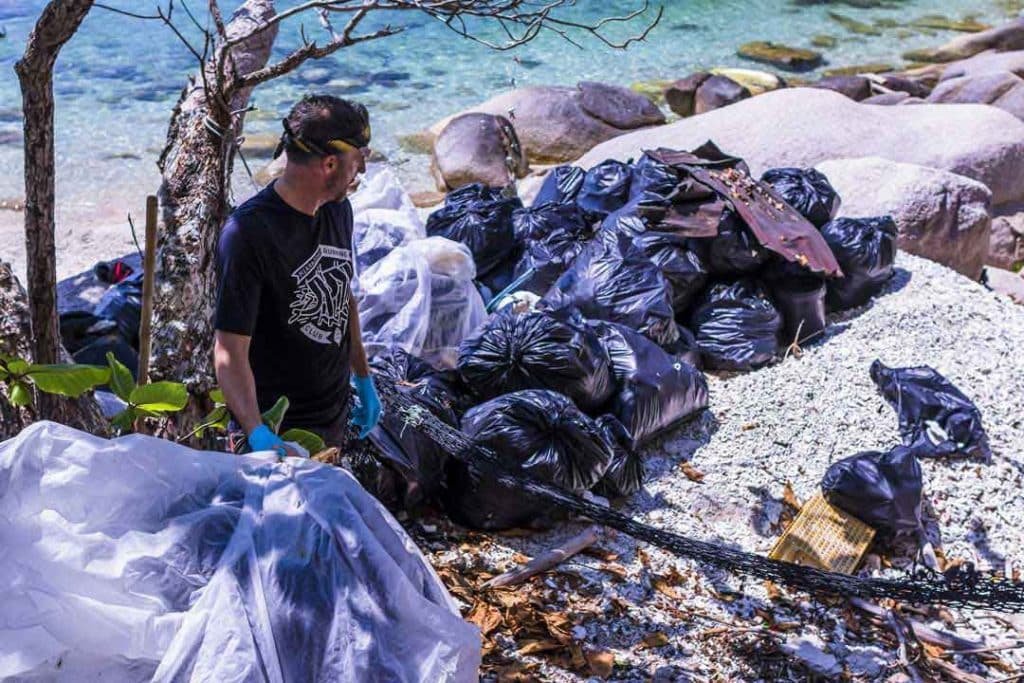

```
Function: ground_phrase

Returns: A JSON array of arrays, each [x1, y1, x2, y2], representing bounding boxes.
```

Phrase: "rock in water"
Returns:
[[927, 71, 1024, 121], [708, 67, 786, 96], [737, 41, 823, 72], [816, 157, 992, 279], [665, 72, 711, 117], [694, 75, 751, 114], [574, 88, 1024, 207], [903, 17, 1024, 63], [430, 112, 527, 191], [811, 75, 873, 101]]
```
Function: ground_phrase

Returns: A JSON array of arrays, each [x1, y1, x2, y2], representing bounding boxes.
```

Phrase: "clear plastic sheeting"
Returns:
[[0, 422, 481, 682], [350, 166, 426, 274]]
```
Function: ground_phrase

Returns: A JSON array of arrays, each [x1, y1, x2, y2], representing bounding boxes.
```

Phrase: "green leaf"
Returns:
[[111, 407, 137, 432], [9, 381, 32, 407], [200, 405, 230, 431], [129, 381, 188, 413], [280, 428, 325, 455], [106, 352, 136, 402], [26, 364, 110, 397], [209, 388, 226, 405], [7, 358, 29, 376], [0, 366, 8, 381], [261, 396, 289, 434]]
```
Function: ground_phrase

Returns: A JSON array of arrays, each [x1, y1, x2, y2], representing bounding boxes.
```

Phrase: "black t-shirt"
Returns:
[[214, 183, 354, 430]]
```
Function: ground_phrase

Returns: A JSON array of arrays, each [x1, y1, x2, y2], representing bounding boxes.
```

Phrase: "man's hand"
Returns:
[[351, 374, 381, 439]]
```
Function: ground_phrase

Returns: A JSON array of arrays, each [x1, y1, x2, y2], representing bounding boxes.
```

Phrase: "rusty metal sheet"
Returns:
[[648, 145, 843, 278]]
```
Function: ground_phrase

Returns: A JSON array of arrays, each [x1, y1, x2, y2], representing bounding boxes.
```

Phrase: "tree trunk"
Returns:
[[0, 261, 107, 439], [14, 0, 93, 420], [150, 0, 277, 393]]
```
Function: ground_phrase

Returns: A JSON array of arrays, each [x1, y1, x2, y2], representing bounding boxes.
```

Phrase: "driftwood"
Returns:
[[483, 525, 603, 589]]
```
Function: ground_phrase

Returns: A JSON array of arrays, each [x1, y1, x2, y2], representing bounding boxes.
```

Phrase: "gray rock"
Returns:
[[817, 157, 992, 279], [927, 70, 1024, 120], [574, 88, 1024, 207], [812, 75, 873, 101], [427, 83, 665, 164], [665, 72, 711, 117], [862, 91, 923, 105], [694, 75, 751, 114], [904, 17, 1024, 63], [430, 112, 526, 191], [578, 80, 665, 129], [877, 74, 932, 98], [984, 266, 1024, 303], [990, 203, 1024, 270], [941, 49, 1024, 81]]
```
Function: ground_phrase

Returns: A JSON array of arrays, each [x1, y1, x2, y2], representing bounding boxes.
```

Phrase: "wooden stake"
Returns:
[[483, 525, 602, 589], [137, 195, 158, 385]]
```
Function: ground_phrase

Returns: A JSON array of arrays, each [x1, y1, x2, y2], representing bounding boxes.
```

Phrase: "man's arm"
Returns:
[[347, 293, 380, 437], [348, 293, 369, 377], [215, 330, 299, 457]]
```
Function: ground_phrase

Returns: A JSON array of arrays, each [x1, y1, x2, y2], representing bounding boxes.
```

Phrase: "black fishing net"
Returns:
[[375, 381, 1024, 612]]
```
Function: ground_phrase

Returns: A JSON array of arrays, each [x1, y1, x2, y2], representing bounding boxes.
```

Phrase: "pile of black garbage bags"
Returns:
[[361, 142, 905, 531]]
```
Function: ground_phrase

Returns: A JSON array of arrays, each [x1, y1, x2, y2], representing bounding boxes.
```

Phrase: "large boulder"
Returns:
[[430, 112, 527, 191], [940, 50, 1024, 81], [665, 72, 710, 117], [989, 204, 1024, 271], [427, 82, 664, 165], [812, 75, 873, 101], [816, 157, 992, 279], [574, 88, 1024, 207], [903, 18, 1024, 63], [926, 71, 1024, 120]]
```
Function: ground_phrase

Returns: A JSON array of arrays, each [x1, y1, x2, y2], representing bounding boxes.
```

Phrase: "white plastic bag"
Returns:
[[0, 422, 480, 682], [350, 166, 426, 276], [357, 243, 433, 359], [407, 237, 487, 368]]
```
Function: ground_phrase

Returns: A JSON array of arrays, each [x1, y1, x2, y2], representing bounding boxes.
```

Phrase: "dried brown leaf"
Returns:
[[600, 562, 629, 581], [585, 649, 615, 678], [680, 462, 705, 482], [782, 482, 801, 511], [516, 639, 564, 655], [638, 631, 670, 650], [466, 601, 504, 636]]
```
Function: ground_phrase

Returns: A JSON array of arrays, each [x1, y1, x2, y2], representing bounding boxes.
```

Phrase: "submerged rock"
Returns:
[[737, 41, 823, 72], [903, 17, 1024, 62], [829, 12, 882, 36], [910, 15, 991, 33], [811, 34, 838, 48], [822, 62, 893, 77]]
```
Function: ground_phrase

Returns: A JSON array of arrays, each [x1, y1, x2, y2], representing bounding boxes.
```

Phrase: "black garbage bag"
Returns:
[[820, 216, 897, 311], [689, 279, 783, 371], [761, 167, 841, 228], [592, 415, 645, 498], [425, 183, 523, 280], [821, 445, 923, 539], [513, 225, 592, 296], [602, 212, 708, 314], [663, 325, 703, 370], [457, 309, 614, 413], [870, 360, 991, 459], [590, 320, 709, 447], [365, 348, 463, 511], [575, 159, 632, 218], [629, 153, 678, 201], [94, 271, 143, 348], [761, 258, 828, 345], [690, 211, 770, 276], [542, 232, 680, 348], [513, 201, 591, 243], [72, 333, 139, 381], [445, 390, 613, 530], [59, 310, 117, 355], [533, 165, 586, 206]]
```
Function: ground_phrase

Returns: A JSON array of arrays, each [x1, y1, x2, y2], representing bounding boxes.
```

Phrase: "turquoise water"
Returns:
[[0, 0, 1017, 231]]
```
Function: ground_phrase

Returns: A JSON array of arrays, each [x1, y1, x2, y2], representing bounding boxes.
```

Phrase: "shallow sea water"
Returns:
[[0, 0, 1017, 234]]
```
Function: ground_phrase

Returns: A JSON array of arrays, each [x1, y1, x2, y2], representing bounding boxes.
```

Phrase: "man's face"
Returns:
[[320, 147, 367, 202]]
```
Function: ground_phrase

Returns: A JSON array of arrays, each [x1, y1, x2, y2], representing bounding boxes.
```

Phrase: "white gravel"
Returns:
[[451, 251, 1024, 681]]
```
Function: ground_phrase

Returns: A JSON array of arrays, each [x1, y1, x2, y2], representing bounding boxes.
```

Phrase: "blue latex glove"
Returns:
[[351, 374, 381, 439], [247, 424, 287, 458]]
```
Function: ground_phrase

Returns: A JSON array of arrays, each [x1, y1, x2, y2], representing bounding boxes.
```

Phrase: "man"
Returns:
[[214, 94, 380, 458]]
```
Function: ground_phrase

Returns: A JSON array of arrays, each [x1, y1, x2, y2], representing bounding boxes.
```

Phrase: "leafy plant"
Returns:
[[0, 353, 110, 407], [105, 353, 188, 431]]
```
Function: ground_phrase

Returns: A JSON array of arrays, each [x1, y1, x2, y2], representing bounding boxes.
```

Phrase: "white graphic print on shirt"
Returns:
[[288, 245, 353, 345]]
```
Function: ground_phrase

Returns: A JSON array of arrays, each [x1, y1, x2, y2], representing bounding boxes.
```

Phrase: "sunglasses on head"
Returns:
[[280, 119, 370, 159]]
